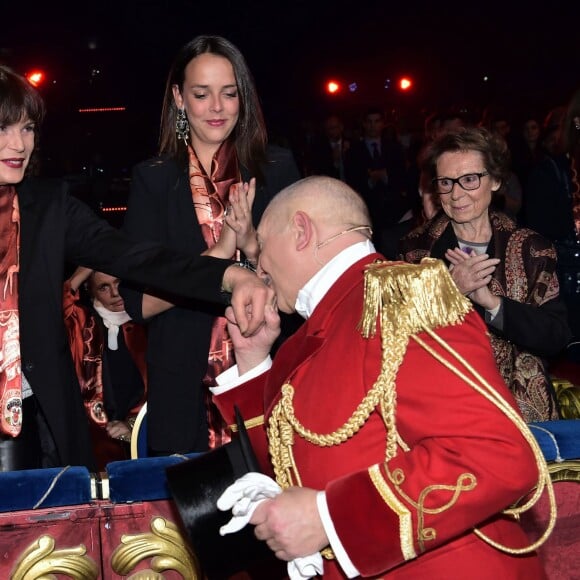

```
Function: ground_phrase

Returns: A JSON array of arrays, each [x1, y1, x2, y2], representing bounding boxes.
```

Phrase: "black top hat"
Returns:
[[166, 407, 285, 579]]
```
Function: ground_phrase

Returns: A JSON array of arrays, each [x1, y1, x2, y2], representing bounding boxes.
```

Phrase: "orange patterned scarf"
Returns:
[[188, 140, 239, 448], [63, 281, 108, 427], [0, 186, 22, 437]]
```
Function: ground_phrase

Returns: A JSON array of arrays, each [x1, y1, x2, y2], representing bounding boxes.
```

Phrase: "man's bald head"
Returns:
[[261, 176, 371, 234], [256, 177, 373, 314]]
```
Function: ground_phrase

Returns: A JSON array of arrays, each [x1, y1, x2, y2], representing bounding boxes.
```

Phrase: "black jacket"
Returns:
[[17, 176, 232, 468], [121, 147, 301, 453]]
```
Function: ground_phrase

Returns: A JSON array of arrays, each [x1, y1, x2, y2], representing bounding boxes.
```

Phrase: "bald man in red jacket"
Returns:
[[212, 176, 549, 579]]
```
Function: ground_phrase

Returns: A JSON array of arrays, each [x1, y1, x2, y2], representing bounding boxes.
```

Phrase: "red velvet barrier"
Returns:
[[0, 500, 196, 579], [521, 481, 580, 579], [100, 499, 191, 579], [0, 504, 102, 578], [0, 482, 578, 579]]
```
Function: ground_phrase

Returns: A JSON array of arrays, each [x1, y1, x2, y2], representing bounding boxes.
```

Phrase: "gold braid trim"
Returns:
[[411, 330, 556, 554], [267, 300, 411, 489], [369, 464, 417, 561], [229, 414, 264, 432]]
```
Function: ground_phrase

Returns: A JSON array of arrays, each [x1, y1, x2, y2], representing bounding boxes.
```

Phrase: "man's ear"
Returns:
[[293, 211, 313, 251]]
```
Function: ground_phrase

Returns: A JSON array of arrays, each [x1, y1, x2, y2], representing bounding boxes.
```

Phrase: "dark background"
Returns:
[[1, 0, 579, 192]]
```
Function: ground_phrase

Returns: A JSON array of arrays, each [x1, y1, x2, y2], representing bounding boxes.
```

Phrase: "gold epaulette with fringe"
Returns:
[[359, 257, 472, 339]]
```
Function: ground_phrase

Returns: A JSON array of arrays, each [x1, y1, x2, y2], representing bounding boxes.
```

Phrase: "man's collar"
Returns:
[[295, 240, 375, 319]]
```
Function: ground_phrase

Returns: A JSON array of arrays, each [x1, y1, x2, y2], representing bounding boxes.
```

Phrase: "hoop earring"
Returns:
[[176, 108, 189, 145]]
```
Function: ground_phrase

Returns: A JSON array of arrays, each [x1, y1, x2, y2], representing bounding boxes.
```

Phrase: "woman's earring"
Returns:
[[176, 108, 189, 145]]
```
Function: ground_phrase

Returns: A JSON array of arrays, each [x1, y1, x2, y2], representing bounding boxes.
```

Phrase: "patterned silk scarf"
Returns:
[[63, 281, 108, 427], [0, 186, 22, 437], [188, 140, 240, 448]]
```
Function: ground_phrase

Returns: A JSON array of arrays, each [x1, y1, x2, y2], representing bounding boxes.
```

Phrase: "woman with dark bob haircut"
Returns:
[[121, 35, 301, 457], [398, 126, 571, 422], [0, 63, 271, 471]]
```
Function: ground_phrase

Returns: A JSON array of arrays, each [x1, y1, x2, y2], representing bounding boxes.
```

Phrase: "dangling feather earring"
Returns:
[[176, 108, 190, 146]]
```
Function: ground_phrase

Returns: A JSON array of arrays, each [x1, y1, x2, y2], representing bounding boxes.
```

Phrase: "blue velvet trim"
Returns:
[[0, 466, 92, 512], [107, 453, 202, 502], [529, 419, 580, 462]]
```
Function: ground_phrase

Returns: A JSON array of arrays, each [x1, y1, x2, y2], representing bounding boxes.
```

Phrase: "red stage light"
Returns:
[[326, 80, 341, 95], [399, 77, 413, 91], [26, 70, 45, 87]]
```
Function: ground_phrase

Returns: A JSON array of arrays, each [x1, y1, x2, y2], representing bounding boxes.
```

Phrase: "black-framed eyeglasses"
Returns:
[[432, 171, 489, 194]]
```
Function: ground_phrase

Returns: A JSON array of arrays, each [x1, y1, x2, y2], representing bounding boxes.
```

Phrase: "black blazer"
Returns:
[[16, 177, 231, 468], [344, 137, 410, 230], [308, 137, 349, 179], [121, 146, 301, 454]]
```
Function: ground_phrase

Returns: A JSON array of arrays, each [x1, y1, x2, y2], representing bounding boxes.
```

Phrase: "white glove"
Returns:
[[217, 472, 282, 535], [288, 556, 324, 579], [217, 472, 324, 579]]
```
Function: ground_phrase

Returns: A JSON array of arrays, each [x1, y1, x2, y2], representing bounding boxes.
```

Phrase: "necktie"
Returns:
[[371, 142, 381, 161]]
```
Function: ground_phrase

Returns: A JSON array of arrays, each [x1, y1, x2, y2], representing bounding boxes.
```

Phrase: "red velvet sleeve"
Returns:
[[213, 376, 273, 476]]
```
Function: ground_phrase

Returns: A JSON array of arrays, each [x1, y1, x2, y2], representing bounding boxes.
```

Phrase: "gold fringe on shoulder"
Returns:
[[360, 258, 472, 338]]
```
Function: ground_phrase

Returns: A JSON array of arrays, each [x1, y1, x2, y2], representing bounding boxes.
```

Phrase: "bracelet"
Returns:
[[221, 260, 257, 304], [231, 259, 257, 273]]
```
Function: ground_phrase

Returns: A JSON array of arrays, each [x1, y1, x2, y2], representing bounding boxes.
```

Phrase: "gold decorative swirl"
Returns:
[[111, 517, 198, 579], [416, 473, 477, 550], [10, 535, 98, 579]]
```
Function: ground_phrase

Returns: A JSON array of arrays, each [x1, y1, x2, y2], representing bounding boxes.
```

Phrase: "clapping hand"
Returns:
[[226, 178, 258, 264], [445, 248, 501, 310]]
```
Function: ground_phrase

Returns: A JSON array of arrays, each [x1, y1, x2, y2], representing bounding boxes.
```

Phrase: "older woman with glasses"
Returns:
[[398, 126, 571, 422]]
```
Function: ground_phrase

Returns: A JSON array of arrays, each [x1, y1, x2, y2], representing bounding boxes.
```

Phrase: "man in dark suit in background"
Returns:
[[308, 114, 350, 181], [344, 107, 410, 243]]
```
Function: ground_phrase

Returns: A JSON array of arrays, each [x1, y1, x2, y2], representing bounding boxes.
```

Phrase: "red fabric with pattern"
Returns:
[[188, 140, 240, 448], [0, 187, 22, 437]]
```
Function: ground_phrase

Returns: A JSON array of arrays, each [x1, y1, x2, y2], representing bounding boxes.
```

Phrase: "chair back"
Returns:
[[130, 403, 148, 459]]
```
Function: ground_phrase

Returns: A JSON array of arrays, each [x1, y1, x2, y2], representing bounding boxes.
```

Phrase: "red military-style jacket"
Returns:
[[215, 255, 546, 579]]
